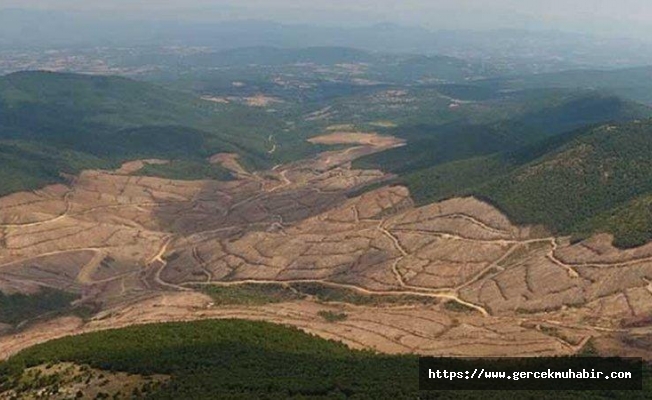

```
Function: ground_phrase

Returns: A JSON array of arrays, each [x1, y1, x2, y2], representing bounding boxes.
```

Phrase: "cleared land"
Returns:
[[1, 131, 652, 360]]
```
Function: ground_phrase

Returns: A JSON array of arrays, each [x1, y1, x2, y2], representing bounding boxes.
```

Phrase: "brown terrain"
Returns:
[[1, 131, 652, 360], [208, 152, 258, 179], [200, 94, 283, 107]]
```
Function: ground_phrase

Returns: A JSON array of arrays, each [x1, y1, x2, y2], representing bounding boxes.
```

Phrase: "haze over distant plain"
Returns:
[[1, 0, 652, 39]]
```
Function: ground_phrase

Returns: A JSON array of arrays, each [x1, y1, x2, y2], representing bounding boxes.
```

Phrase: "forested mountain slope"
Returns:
[[354, 90, 650, 175], [403, 119, 652, 248], [0, 71, 285, 195], [483, 66, 652, 105]]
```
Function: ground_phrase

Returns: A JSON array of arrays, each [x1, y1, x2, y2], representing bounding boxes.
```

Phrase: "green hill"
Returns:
[[350, 88, 652, 248], [0, 319, 648, 399], [0, 71, 289, 195], [483, 66, 652, 105], [354, 91, 651, 175], [401, 119, 652, 248], [479, 120, 652, 247], [345, 83, 652, 248]]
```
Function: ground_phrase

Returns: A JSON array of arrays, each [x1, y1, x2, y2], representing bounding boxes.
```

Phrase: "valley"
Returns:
[[4, 6, 652, 398], [2, 130, 652, 362]]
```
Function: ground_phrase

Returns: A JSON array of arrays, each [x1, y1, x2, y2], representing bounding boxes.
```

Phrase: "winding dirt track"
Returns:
[[0, 191, 73, 228], [2, 131, 652, 360]]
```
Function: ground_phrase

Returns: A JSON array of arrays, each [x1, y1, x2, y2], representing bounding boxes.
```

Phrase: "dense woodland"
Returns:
[[0, 319, 649, 399], [0, 71, 297, 195], [351, 86, 652, 248], [391, 120, 652, 248], [0, 288, 78, 327]]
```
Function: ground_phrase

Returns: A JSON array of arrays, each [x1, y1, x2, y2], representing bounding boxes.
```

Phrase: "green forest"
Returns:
[[0, 319, 649, 399], [0, 71, 298, 195], [3, 70, 652, 247], [350, 87, 652, 248], [0, 288, 78, 326], [394, 120, 652, 248]]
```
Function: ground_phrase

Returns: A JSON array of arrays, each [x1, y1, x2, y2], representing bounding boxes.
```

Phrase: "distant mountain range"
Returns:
[[2, 9, 652, 72]]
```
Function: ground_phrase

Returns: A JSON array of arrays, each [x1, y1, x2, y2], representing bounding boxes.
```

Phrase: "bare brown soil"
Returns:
[[308, 131, 404, 148], [200, 95, 230, 104], [201, 94, 282, 107], [208, 153, 250, 177], [114, 159, 169, 175], [369, 121, 398, 128], [244, 94, 284, 107], [1, 131, 652, 359]]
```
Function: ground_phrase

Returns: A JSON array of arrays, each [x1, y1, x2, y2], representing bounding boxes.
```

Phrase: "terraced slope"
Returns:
[[1, 131, 652, 361]]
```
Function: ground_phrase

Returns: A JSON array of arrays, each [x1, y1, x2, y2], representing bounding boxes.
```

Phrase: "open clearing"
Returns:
[[1, 131, 652, 359]]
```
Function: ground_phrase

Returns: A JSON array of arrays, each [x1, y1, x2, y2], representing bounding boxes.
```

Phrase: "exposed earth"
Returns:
[[2, 131, 652, 360]]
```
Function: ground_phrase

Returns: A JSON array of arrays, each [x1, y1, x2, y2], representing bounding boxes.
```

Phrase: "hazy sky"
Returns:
[[2, 0, 652, 38]]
